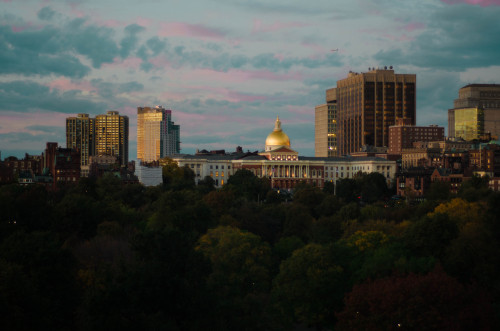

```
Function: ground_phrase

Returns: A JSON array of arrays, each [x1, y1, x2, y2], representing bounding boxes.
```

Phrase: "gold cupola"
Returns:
[[265, 116, 291, 151]]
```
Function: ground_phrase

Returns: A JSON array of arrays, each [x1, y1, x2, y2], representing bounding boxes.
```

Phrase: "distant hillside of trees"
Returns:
[[1, 166, 499, 330]]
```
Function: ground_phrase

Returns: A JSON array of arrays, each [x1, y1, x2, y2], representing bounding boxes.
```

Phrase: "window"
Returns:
[[222, 165, 224, 169], [216, 171, 219, 177], [221, 171, 224, 177], [221, 179, 224, 185], [210, 171, 213, 177], [210, 165, 213, 169], [228, 166, 231, 169], [216, 165, 218, 169]]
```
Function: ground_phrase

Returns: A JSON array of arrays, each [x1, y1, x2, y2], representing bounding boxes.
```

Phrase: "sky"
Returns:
[[1, 0, 500, 160]]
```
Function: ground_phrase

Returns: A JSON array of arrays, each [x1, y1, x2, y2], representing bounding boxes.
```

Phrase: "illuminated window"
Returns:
[[221, 171, 224, 177], [216, 171, 219, 177]]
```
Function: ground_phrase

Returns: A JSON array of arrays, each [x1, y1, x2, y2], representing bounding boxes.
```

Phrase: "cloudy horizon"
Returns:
[[2, 0, 500, 160]]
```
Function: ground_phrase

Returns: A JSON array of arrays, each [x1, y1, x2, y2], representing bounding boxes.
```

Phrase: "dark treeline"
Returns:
[[1, 166, 499, 330]]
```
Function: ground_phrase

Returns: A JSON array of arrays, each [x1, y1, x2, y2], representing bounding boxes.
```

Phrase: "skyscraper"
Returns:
[[137, 106, 163, 162], [448, 84, 500, 139], [315, 88, 337, 157], [66, 113, 95, 166], [334, 67, 416, 155], [161, 109, 180, 157], [137, 106, 180, 162], [95, 111, 129, 166]]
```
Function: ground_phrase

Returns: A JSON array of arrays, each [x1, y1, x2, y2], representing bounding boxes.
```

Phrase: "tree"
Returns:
[[458, 175, 491, 202], [225, 169, 270, 201], [160, 157, 195, 190], [356, 172, 390, 204], [336, 178, 358, 203], [336, 266, 495, 331], [425, 180, 451, 201], [197, 175, 215, 195], [196, 226, 276, 329], [0, 231, 79, 330], [272, 243, 346, 329], [428, 198, 483, 228], [292, 184, 326, 217], [404, 213, 459, 259]]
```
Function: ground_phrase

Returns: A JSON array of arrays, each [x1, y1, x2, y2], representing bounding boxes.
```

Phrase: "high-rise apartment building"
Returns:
[[66, 113, 95, 166], [95, 111, 129, 166], [161, 109, 180, 157], [333, 68, 416, 155], [315, 88, 338, 157], [137, 106, 180, 162], [448, 84, 500, 139]]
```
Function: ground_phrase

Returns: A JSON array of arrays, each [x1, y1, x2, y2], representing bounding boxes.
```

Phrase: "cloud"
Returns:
[[440, 0, 500, 7], [374, 5, 500, 70], [0, 10, 152, 78], [120, 23, 146, 58], [252, 20, 309, 34], [158, 22, 227, 40], [0, 25, 91, 78], [37, 7, 56, 21], [90, 79, 144, 98], [25, 125, 64, 133], [0, 80, 106, 114]]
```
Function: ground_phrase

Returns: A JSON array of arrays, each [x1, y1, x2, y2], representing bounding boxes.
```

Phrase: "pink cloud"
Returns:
[[182, 68, 306, 84], [441, 0, 500, 6], [96, 19, 124, 28], [301, 42, 329, 56], [158, 22, 225, 40], [70, 3, 85, 18], [136, 17, 153, 28], [403, 22, 425, 32], [252, 19, 309, 33], [148, 55, 173, 68], [102, 57, 143, 70], [0, 111, 68, 134], [46, 78, 96, 93]]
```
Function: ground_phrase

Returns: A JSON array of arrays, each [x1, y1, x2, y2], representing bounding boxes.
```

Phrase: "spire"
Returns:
[[274, 116, 282, 131]]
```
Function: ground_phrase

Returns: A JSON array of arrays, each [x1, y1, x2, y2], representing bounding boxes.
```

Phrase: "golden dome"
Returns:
[[265, 116, 290, 150]]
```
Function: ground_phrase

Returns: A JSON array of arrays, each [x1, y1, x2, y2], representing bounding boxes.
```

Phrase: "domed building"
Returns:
[[265, 116, 291, 151], [170, 117, 396, 190]]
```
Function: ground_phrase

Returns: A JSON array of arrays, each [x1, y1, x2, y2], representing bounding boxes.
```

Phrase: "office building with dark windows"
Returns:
[[334, 67, 416, 155]]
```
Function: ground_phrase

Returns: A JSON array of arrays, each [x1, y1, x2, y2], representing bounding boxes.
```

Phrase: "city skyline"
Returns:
[[2, 0, 500, 159]]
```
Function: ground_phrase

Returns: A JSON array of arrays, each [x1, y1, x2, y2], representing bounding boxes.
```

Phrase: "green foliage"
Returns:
[[336, 178, 358, 203], [0, 170, 499, 330], [273, 236, 305, 261], [196, 226, 276, 329], [426, 180, 451, 201], [225, 169, 270, 201], [161, 158, 196, 190], [0, 231, 79, 330], [337, 202, 360, 221], [282, 203, 314, 241], [458, 175, 491, 202], [272, 243, 346, 328], [292, 184, 326, 217], [404, 213, 459, 259], [197, 175, 215, 194]]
